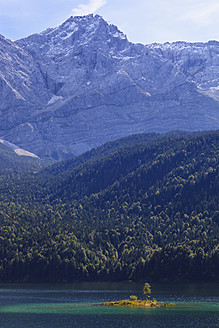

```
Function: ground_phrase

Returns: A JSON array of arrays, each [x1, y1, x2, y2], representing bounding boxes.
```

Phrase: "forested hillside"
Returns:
[[0, 142, 49, 176], [0, 131, 218, 282]]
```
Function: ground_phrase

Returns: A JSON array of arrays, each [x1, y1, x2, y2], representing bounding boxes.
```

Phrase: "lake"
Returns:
[[0, 282, 218, 328]]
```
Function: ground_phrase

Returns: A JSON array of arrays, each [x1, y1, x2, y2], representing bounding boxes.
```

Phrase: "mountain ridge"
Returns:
[[0, 14, 218, 159]]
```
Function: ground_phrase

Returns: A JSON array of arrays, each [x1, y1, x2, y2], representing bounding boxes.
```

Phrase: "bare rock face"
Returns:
[[0, 15, 218, 159]]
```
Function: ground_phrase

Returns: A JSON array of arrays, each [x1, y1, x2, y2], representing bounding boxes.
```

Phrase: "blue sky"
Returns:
[[0, 0, 219, 44]]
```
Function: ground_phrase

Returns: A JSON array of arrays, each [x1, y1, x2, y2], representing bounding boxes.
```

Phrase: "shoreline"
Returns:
[[102, 299, 176, 308]]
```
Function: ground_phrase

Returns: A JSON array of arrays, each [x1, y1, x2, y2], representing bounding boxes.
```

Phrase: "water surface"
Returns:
[[0, 282, 218, 328]]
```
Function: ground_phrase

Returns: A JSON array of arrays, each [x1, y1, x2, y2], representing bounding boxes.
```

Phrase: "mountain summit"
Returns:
[[0, 15, 218, 159]]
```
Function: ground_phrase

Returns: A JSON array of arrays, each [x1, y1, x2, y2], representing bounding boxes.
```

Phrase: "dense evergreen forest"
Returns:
[[0, 131, 218, 282]]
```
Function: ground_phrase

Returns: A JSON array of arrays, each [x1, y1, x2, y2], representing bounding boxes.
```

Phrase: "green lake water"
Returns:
[[0, 282, 218, 327]]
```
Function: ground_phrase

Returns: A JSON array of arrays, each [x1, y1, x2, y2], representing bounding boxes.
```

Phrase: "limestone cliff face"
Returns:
[[0, 15, 218, 159]]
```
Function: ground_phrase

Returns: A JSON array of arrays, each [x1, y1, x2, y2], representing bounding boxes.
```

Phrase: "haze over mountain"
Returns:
[[0, 14, 218, 159]]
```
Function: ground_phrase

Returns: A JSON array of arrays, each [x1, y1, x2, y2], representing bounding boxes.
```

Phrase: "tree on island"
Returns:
[[143, 283, 151, 299], [103, 280, 175, 307]]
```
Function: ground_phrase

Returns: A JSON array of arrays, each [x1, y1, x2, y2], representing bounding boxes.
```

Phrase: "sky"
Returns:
[[0, 0, 219, 44]]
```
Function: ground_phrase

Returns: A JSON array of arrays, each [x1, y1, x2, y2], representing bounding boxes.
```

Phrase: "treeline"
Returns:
[[0, 131, 218, 282]]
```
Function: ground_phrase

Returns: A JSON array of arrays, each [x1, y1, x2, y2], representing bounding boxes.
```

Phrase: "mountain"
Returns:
[[149, 40, 219, 99], [0, 14, 219, 159], [0, 130, 218, 282]]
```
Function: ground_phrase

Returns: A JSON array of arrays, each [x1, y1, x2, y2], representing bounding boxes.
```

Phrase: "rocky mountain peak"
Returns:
[[51, 14, 127, 43], [0, 15, 218, 159], [16, 14, 128, 59]]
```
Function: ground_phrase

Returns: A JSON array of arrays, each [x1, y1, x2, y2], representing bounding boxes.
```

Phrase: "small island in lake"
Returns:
[[102, 299, 175, 308], [102, 283, 176, 308]]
